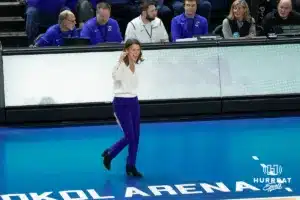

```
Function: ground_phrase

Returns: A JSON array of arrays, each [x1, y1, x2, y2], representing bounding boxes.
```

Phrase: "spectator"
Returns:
[[167, 0, 211, 23], [170, 0, 208, 42], [262, 0, 300, 34], [125, 0, 169, 43], [222, 0, 256, 39], [104, 0, 172, 36], [35, 10, 80, 47], [80, 2, 123, 45], [25, 0, 66, 45]]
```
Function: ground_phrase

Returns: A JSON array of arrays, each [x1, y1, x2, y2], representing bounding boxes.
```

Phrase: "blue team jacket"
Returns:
[[171, 13, 208, 42], [80, 17, 123, 45], [35, 24, 80, 47], [27, 0, 65, 14]]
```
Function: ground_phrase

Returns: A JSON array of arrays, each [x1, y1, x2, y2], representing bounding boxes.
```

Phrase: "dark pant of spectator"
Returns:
[[25, 6, 59, 45], [110, 4, 140, 37], [76, 0, 95, 27], [171, 0, 211, 23], [157, 4, 173, 33]]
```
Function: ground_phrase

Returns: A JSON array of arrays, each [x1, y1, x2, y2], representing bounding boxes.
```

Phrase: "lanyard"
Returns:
[[143, 25, 152, 39]]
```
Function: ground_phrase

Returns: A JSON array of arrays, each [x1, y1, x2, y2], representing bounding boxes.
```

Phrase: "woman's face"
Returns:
[[233, 4, 245, 20], [127, 44, 141, 62]]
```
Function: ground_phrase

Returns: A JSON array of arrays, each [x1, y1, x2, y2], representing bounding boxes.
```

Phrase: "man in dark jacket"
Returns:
[[262, 0, 300, 34]]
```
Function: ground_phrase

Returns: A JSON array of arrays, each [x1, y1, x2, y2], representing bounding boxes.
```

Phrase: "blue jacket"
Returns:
[[171, 13, 208, 42], [27, 0, 65, 14], [35, 24, 80, 47], [80, 17, 123, 45]]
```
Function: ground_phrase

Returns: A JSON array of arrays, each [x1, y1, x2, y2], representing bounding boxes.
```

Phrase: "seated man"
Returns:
[[262, 0, 300, 34], [35, 10, 80, 47], [167, 0, 211, 23], [125, 0, 169, 43], [80, 2, 123, 44], [171, 0, 208, 42], [25, 0, 66, 45]]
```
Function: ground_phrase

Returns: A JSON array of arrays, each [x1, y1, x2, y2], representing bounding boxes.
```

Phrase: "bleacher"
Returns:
[[0, 0, 27, 47], [0, 0, 231, 48]]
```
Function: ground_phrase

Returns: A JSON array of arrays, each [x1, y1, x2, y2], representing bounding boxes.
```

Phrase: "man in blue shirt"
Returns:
[[25, 0, 66, 45], [166, 0, 211, 23], [35, 10, 80, 47], [171, 0, 208, 42], [80, 2, 123, 44]]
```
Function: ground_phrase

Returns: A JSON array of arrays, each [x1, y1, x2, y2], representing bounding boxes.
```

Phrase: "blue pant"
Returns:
[[25, 6, 59, 45], [172, 0, 212, 22], [109, 97, 140, 166]]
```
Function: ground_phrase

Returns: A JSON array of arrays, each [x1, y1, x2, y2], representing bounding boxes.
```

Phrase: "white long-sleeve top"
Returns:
[[125, 16, 169, 43], [112, 61, 138, 97]]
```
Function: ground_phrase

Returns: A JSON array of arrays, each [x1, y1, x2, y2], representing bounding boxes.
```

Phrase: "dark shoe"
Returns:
[[102, 149, 109, 157], [102, 150, 111, 170], [126, 165, 143, 178]]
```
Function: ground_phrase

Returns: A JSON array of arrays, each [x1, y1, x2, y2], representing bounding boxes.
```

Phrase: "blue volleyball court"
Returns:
[[0, 116, 299, 200]]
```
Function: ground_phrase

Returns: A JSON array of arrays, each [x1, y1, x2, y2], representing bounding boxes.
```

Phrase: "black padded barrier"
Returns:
[[2, 40, 218, 56], [2, 37, 300, 125], [221, 94, 300, 113], [0, 42, 5, 124], [4, 98, 222, 124]]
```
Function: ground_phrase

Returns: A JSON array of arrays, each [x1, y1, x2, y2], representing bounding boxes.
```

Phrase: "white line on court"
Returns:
[[225, 196, 300, 200]]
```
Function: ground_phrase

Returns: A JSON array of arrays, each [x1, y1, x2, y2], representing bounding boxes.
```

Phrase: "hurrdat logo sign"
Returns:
[[252, 156, 293, 192], [0, 181, 283, 200]]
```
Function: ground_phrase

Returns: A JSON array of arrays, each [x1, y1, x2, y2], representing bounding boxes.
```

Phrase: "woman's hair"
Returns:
[[228, 0, 252, 22], [123, 39, 144, 66]]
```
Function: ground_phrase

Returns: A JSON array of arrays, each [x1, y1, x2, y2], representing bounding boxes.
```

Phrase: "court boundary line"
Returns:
[[226, 196, 300, 200]]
